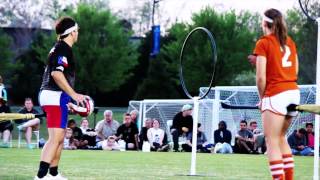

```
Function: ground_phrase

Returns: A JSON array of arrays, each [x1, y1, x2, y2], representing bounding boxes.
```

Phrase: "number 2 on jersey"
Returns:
[[281, 46, 292, 67]]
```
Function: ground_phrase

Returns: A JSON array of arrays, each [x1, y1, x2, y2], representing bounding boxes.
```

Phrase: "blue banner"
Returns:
[[151, 25, 160, 57]]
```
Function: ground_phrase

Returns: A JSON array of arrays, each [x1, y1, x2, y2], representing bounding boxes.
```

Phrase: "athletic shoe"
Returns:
[[27, 144, 35, 149], [34, 175, 50, 180], [48, 173, 68, 180]]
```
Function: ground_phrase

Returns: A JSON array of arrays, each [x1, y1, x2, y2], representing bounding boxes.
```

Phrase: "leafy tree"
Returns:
[[286, 2, 319, 84], [0, 29, 19, 103], [32, 4, 138, 98], [0, 30, 13, 77], [158, 8, 259, 96], [231, 71, 256, 86], [135, 58, 179, 99]]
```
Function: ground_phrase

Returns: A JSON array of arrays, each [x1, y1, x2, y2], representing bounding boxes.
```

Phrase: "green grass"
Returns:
[[0, 148, 315, 180]]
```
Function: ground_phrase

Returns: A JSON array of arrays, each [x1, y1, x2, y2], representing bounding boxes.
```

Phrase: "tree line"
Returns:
[[0, 2, 318, 106]]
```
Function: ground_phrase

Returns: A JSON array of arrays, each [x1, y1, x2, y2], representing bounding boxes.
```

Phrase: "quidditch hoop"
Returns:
[[179, 27, 217, 100]]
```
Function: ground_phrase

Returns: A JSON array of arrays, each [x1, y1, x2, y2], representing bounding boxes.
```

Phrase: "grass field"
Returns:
[[0, 148, 314, 180]]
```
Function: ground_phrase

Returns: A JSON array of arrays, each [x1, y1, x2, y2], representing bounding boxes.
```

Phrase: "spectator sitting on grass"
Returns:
[[101, 136, 120, 151], [171, 104, 193, 152], [213, 121, 233, 154], [116, 113, 139, 150], [288, 128, 313, 156], [139, 118, 153, 149], [63, 128, 77, 150], [305, 123, 314, 150], [182, 123, 211, 153], [248, 120, 266, 154], [80, 117, 97, 147], [95, 110, 120, 142], [147, 119, 165, 151], [235, 120, 255, 154], [68, 119, 88, 149]]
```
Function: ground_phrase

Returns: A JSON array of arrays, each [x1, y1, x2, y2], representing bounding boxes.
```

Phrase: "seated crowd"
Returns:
[[0, 100, 317, 156]]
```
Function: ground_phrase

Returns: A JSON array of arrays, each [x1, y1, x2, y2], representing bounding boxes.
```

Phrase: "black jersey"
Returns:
[[40, 41, 75, 91]]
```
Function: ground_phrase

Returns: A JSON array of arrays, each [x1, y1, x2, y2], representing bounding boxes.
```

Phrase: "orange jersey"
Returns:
[[254, 34, 298, 97]]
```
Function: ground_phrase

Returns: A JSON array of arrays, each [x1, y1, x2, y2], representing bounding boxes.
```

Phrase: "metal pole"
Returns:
[[152, 0, 155, 27], [190, 97, 200, 176], [314, 17, 320, 180]]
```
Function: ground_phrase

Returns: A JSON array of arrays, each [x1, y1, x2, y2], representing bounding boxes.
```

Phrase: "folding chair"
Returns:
[[18, 129, 39, 148]]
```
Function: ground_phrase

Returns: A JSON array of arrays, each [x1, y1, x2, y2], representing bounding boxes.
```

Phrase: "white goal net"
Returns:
[[128, 85, 315, 145], [199, 85, 316, 143]]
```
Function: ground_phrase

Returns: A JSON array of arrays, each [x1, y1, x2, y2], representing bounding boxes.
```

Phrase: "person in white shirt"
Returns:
[[147, 119, 164, 151]]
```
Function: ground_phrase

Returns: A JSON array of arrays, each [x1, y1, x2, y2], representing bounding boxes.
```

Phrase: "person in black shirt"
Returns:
[[138, 118, 152, 149], [213, 121, 233, 153], [36, 17, 86, 180], [0, 98, 12, 148], [15, 98, 42, 149], [116, 113, 139, 150], [171, 104, 193, 152], [67, 119, 88, 149]]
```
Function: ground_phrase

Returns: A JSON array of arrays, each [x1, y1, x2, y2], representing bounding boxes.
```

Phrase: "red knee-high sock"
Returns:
[[269, 160, 284, 180], [283, 154, 294, 180]]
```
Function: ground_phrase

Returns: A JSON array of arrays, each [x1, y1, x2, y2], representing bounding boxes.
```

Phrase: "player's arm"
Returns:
[[256, 56, 267, 100], [296, 55, 299, 75], [51, 71, 84, 105], [95, 124, 105, 140]]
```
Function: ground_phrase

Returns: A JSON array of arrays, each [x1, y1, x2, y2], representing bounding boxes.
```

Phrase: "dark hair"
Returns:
[[55, 16, 76, 39], [25, 97, 33, 103], [197, 123, 201, 128], [218, 121, 227, 129], [240, 120, 247, 125], [298, 128, 307, 135], [264, 9, 287, 50], [67, 119, 76, 127], [306, 123, 313, 128]]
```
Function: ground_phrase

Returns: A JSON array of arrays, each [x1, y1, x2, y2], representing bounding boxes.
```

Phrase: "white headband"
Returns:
[[263, 15, 273, 23], [61, 23, 78, 36]]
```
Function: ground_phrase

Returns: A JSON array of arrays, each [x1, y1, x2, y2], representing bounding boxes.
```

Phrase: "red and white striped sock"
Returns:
[[283, 154, 294, 180], [269, 160, 284, 180]]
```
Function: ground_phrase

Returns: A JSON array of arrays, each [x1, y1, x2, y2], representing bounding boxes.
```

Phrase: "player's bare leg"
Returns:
[[280, 116, 294, 180], [262, 110, 285, 180]]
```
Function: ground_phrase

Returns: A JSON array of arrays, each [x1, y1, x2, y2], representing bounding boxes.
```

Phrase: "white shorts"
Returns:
[[261, 89, 300, 116]]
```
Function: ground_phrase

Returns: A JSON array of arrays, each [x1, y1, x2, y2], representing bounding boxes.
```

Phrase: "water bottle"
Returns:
[[142, 141, 151, 152], [118, 140, 126, 151]]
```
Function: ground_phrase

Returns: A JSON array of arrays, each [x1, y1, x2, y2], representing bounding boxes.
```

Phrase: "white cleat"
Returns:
[[48, 173, 68, 180]]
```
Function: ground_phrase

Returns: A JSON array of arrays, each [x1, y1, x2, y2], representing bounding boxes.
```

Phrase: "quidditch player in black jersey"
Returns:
[[35, 17, 86, 180]]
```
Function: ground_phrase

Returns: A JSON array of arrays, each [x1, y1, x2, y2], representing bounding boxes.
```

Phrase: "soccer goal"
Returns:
[[128, 85, 316, 145]]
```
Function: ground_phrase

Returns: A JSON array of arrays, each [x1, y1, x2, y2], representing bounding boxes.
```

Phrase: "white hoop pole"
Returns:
[[314, 17, 320, 180], [190, 96, 200, 176]]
